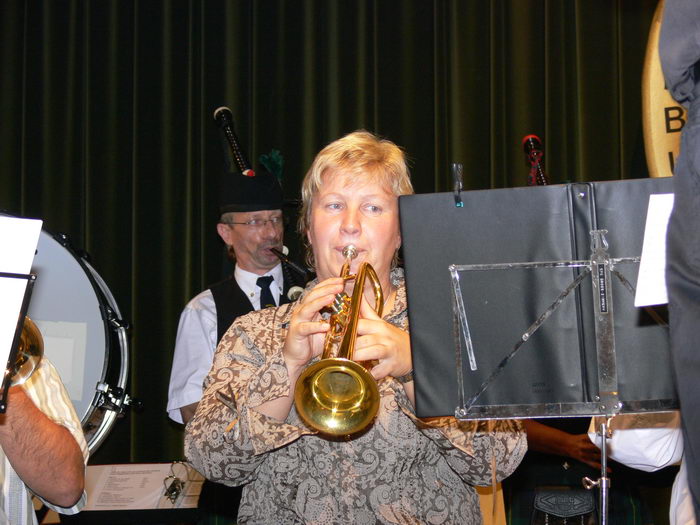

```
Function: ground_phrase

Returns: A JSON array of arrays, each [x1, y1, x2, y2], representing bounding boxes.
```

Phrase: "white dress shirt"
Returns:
[[234, 265, 283, 311], [167, 264, 283, 423]]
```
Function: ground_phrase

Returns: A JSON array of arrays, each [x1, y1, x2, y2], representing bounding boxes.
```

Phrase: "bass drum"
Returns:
[[28, 228, 129, 453]]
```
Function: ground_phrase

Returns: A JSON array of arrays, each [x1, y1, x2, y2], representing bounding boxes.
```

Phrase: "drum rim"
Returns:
[[79, 255, 130, 452]]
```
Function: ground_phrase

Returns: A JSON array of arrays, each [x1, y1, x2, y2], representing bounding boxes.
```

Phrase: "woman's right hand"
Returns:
[[255, 279, 344, 423], [282, 277, 344, 377]]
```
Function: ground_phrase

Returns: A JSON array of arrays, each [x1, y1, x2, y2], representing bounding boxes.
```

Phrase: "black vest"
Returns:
[[209, 270, 292, 343]]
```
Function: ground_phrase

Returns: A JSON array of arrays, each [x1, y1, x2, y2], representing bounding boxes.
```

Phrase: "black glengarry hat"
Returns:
[[219, 170, 284, 214]]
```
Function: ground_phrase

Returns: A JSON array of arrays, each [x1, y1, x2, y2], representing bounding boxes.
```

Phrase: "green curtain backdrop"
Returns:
[[0, 0, 658, 463]]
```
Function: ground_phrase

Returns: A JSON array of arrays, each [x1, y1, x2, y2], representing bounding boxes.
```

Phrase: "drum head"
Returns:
[[28, 229, 128, 452]]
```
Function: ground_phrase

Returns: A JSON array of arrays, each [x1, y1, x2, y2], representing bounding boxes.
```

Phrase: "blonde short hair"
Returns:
[[299, 130, 413, 231], [298, 131, 414, 269]]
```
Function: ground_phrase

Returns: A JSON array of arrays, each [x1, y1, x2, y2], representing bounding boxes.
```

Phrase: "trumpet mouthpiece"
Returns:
[[342, 245, 358, 259]]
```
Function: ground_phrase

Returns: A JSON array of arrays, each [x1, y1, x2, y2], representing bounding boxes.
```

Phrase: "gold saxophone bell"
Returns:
[[10, 316, 44, 386], [294, 245, 383, 436]]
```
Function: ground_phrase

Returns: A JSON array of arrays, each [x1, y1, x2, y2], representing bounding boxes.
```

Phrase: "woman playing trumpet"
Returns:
[[186, 130, 526, 524]]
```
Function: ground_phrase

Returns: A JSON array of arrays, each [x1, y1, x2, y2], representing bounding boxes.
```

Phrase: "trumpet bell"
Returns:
[[295, 358, 380, 437], [12, 317, 44, 385]]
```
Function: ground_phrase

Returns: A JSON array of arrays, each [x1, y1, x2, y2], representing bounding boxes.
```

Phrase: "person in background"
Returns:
[[588, 412, 694, 525], [167, 166, 295, 523], [659, 0, 700, 517], [185, 130, 526, 524], [167, 169, 292, 426], [503, 417, 666, 525], [0, 356, 88, 524]]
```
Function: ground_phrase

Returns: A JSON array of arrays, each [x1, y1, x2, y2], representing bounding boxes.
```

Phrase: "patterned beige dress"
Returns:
[[185, 269, 526, 524]]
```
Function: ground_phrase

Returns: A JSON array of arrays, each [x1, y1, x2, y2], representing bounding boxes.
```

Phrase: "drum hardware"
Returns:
[[94, 382, 138, 413], [94, 303, 137, 413], [103, 305, 130, 330], [82, 383, 140, 453], [54, 231, 89, 259], [294, 244, 383, 437]]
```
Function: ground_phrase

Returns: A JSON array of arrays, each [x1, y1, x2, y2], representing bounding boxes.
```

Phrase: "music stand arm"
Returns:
[[0, 272, 36, 413], [599, 420, 610, 525], [583, 419, 612, 525]]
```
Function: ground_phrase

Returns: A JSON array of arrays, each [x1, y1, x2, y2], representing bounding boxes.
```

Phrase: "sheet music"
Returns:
[[0, 216, 43, 368], [83, 463, 204, 511], [635, 193, 674, 307]]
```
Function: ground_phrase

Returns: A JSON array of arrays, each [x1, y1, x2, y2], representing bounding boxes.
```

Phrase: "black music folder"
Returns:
[[399, 178, 676, 420]]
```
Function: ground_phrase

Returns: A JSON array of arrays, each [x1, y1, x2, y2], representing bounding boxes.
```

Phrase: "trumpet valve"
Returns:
[[327, 294, 351, 340], [321, 292, 350, 318], [331, 292, 351, 315]]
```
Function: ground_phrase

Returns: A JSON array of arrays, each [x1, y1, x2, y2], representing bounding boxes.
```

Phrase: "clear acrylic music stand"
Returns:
[[449, 230, 672, 525]]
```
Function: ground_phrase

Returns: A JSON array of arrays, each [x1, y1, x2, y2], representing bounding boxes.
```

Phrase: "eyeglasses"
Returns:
[[222, 216, 286, 229]]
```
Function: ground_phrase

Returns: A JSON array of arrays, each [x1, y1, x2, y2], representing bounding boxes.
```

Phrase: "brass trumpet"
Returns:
[[294, 245, 383, 436], [10, 316, 43, 385]]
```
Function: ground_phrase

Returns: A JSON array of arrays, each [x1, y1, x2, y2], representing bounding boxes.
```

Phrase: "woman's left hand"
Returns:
[[352, 297, 412, 381]]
